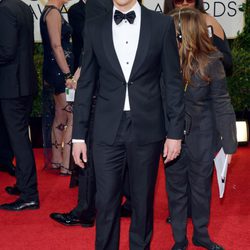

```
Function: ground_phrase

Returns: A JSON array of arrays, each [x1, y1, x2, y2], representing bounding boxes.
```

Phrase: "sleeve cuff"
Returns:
[[72, 139, 85, 143]]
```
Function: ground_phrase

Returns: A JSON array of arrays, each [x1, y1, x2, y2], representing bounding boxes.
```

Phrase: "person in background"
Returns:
[[0, 115, 15, 177], [0, 0, 39, 211], [67, 0, 87, 188], [40, 0, 74, 175], [68, 0, 86, 72], [165, 8, 237, 250], [0, 113, 19, 195], [164, 0, 233, 76], [164, 0, 234, 225]]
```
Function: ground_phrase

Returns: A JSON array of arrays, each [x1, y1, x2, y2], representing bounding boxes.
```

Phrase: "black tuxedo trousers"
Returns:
[[93, 112, 163, 250], [165, 145, 214, 245], [0, 97, 38, 202], [0, 110, 14, 165]]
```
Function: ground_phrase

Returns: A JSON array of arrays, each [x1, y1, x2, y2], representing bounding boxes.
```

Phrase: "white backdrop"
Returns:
[[22, 0, 246, 41]]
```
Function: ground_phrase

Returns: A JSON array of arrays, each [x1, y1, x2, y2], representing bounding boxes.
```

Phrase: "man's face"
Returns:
[[113, 0, 137, 11]]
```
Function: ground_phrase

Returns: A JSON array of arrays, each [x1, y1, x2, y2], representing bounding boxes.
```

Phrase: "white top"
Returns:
[[112, 1, 141, 111]]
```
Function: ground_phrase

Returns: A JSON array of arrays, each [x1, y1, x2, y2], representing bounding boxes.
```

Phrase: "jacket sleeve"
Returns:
[[0, 7, 18, 65], [210, 59, 237, 154], [72, 22, 98, 140], [161, 17, 185, 139]]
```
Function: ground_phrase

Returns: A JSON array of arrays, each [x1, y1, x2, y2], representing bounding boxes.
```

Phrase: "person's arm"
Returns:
[[210, 59, 237, 154], [161, 16, 185, 163], [46, 9, 71, 75], [72, 22, 98, 167], [68, 6, 85, 68], [0, 7, 18, 65], [213, 33, 233, 76], [205, 14, 233, 76], [66, 67, 81, 89]]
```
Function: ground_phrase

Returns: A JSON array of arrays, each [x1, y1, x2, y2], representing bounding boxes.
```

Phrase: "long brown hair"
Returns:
[[170, 8, 217, 83]]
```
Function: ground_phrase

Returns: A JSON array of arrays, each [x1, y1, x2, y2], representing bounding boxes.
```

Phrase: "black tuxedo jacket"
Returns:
[[184, 54, 237, 162], [68, 0, 86, 71], [73, 6, 184, 145], [0, 0, 37, 99]]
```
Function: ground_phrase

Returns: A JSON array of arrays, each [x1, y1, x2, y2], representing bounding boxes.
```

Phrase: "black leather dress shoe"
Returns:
[[5, 185, 21, 196], [193, 238, 224, 250], [0, 199, 39, 211], [0, 162, 15, 176], [120, 205, 132, 218], [50, 212, 95, 227]]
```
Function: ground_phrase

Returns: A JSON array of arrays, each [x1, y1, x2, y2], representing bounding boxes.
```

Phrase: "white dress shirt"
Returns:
[[113, 2, 141, 111], [73, 2, 141, 143]]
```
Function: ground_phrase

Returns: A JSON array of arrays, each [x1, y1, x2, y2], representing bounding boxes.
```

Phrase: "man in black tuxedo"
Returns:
[[0, 0, 39, 211], [72, 0, 184, 248]]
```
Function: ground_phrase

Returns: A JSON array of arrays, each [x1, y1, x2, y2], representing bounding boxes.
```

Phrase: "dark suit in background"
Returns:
[[73, 2, 184, 248], [0, 112, 15, 176], [68, 0, 86, 72], [68, 0, 87, 188], [0, 0, 39, 210]]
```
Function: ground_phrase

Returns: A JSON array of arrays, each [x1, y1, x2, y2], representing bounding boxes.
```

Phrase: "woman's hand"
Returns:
[[65, 78, 77, 89]]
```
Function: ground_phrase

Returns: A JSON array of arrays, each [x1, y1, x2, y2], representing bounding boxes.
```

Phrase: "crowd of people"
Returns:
[[0, 0, 237, 250]]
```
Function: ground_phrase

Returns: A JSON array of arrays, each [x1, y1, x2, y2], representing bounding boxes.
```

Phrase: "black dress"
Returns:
[[40, 5, 73, 168], [40, 5, 74, 95]]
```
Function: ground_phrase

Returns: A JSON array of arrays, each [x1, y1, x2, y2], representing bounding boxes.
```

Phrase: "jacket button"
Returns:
[[130, 81, 134, 85]]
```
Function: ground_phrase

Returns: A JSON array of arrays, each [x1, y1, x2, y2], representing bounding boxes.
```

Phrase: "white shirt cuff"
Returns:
[[72, 139, 85, 143]]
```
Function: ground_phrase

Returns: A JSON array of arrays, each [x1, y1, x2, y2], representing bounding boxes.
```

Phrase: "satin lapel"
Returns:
[[129, 7, 151, 81], [102, 11, 125, 80]]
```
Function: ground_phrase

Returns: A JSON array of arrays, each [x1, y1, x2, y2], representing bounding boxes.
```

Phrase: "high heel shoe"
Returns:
[[60, 165, 72, 176], [51, 162, 62, 170]]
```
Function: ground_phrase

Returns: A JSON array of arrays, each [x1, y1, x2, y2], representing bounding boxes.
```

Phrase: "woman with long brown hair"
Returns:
[[164, 0, 233, 76], [165, 8, 237, 250]]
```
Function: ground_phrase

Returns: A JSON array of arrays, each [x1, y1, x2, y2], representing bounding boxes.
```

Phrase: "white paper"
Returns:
[[214, 147, 229, 198], [65, 88, 75, 102]]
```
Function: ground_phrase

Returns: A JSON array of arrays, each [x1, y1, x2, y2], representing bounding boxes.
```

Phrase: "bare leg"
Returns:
[[61, 102, 73, 174], [51, 93, 67, 170]]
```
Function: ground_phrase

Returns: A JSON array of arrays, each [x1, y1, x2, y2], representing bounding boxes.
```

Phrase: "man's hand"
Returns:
[[227, 154, 232, 164], [163, 138, 182, 164], [72, 142, 87, 168]]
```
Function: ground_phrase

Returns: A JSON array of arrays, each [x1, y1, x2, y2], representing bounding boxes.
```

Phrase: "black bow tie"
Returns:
[[114, 10, 136, 25]]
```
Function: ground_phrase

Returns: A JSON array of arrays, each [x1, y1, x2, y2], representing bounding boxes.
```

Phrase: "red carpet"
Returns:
[[0, 146, 249, 250]]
